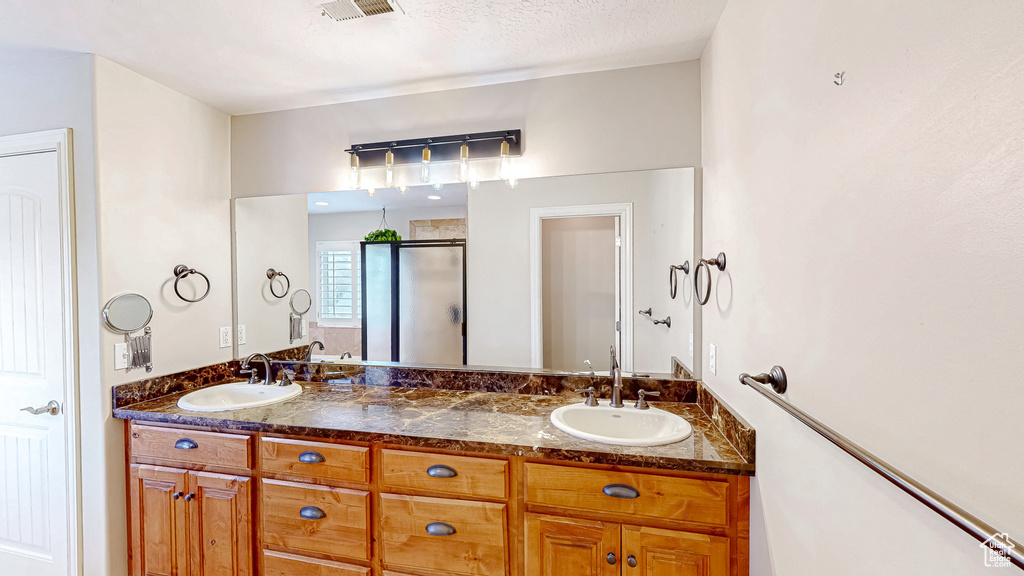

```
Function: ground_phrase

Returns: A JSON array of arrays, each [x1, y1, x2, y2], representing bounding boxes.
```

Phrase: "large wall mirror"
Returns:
[[232, 167, 701, 378]]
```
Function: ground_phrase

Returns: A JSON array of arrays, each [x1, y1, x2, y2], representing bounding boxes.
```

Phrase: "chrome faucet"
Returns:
[[240, 353, 276, 385], [303, 340, 325, 362], [609, 345, 624, 408], [583, 359, 595, 376]]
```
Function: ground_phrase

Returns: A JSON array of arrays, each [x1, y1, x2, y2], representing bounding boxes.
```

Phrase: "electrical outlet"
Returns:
[[237, 325, 247, 345], [709, 343, 717, 375], [689, 333, 694, 358], [219, 327, 232, 348], [114, 342, 128, 370]]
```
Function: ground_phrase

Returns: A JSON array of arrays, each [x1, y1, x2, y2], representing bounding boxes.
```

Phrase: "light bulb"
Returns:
[[499, 139, 510, 181], [469, 180, 480, 191], [384, 149, 395, 188], [420, 146, 431, 183], [504, 176, 518, 190], [350, 153, 361, 189], [458, 143, 470, 183], [433, 182, 444, 191], [367, 187, 376, 197], [398, 185, 408, 194]]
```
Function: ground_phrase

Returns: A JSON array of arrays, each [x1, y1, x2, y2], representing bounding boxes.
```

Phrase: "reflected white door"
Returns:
[[0, 143, 75, 575]]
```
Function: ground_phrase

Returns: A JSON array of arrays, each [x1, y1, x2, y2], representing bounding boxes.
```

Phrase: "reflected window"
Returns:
[[317, 241, 361, 327]]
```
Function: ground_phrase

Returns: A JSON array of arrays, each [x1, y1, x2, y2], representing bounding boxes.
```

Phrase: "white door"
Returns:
[[0, 134, 77, 576]]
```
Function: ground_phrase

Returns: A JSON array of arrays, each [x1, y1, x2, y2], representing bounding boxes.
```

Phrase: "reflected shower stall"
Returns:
[[360, 239, 467, 364]]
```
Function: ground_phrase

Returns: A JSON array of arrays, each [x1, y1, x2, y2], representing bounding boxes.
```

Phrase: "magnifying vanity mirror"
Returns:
[[289, 289, 312, 343], [232, 167, 701, 379], [102, 293, 154, 372]]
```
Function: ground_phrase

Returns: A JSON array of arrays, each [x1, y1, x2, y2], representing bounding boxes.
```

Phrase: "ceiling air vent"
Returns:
[[320, 0, 403, 21]]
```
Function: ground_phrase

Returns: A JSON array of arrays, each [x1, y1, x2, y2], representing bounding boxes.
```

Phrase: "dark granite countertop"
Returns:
[[114, 381, 754, 476]]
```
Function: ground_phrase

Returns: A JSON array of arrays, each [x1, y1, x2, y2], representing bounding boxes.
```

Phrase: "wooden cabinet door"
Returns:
[[525, 514, 619, 576], [621, 525, 729, 576], [129, 464, 189, 576], [186, 471, 252, 576]]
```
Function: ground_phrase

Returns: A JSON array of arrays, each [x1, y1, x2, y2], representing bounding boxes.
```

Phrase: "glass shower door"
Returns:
[[398, 244, 465, 365]]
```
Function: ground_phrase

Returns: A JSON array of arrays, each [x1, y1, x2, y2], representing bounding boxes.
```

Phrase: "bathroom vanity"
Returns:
[[114, 364, 753, 576]]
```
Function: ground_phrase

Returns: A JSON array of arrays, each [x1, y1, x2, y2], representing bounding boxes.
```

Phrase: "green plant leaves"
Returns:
[[364, 229, 402, 242]]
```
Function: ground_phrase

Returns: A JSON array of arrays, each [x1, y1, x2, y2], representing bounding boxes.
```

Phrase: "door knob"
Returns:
[[627, 555, 638, 568], [21, 400, 60, 416]]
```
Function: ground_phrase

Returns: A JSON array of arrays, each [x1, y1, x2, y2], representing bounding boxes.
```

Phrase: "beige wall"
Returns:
[[700, 1, 1024, 574], [542, 216, 617, 371], [233, 194, 310, 357], [230, 61, 702, 198], [467, 168, 695, 372], [92, 56, 232, 576]]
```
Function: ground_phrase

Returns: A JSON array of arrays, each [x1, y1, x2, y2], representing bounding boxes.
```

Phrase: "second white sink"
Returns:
[[177, 382, 302, 412], [550, 400, 693, 446]]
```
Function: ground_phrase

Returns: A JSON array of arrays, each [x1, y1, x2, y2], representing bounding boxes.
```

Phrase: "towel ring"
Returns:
[[694, 252, 726, 306], [669, 262, 690, 299], [172, 265, 210, 303], [267, 268, 290, 299]]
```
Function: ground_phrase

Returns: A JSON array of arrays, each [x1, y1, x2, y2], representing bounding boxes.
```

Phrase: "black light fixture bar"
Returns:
[[346, 129, 522, 167]]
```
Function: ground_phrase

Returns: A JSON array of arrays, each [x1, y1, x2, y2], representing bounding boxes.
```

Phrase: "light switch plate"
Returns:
[[237, 325, 247, 345], [689, 333, 694, 358], [219, 327, 232, 348], [114, 342, 128, 370], [709, 343, 717, 375]]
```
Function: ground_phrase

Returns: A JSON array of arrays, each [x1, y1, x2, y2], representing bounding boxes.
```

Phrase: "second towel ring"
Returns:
[[694, 252, 727, 306], [267, 268, 290, 299], [669, 262, 690, 299], [173, 265, 210, 303]]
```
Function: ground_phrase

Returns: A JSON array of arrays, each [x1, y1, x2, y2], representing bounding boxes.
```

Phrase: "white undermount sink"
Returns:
[[177, 382, 302, 412], [550, 400, 693, 447]]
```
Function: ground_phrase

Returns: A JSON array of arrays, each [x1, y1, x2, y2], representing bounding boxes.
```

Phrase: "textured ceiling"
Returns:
[[0, 0, 726, 114]]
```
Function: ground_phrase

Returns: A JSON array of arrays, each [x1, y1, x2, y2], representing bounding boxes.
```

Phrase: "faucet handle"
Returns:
[[574, 387, 600, 407], [281, 369, 295, 387], [634, 389, 661, 410]]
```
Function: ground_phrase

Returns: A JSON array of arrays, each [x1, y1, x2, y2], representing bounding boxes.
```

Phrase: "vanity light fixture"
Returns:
[[420, 146, 432, 183], [458, 142, 470, 182], [427, 195, 441, 200], [367, 187, 377, 197], [384, 148, 395, 188], [350, 151, 361, 189], [398, 185, 408, 194], [499, 138, 511, 181], [432, 182, 444, 191], [505, 176, 519, 190], [469, 180, 480, 190]]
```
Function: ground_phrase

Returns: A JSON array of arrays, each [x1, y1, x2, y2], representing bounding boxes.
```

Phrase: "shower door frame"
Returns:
[[359, 239, 468, 365]]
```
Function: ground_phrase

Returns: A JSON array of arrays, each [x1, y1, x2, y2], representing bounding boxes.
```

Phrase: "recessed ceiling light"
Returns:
[[427, 195, 441, 200], [314, 201, 329, 206]]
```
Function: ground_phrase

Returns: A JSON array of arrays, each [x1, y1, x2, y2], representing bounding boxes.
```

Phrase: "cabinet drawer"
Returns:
[[130, 424, 250, 470], [261, 437, 368, 485], [263, 550, 369, 576], [379, 493, 507, 576], [261, 479, 370, 561], [381, 449, 508, 500], [524, 463, 730, 527]]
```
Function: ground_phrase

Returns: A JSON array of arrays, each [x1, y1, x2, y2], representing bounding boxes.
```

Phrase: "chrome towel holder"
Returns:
[[638, 308, 671, 328], [267, 268, 290, 299], [172, 265, 210, 303], [669, 261, 689, 299], [694, 252, 726, 306]]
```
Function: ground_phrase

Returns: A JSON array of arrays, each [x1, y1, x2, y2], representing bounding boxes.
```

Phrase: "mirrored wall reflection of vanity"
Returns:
[[232, 167, 702, 378]]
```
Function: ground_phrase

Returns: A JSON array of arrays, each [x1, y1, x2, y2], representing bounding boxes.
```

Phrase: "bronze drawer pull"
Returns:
[[298, 451, 326, 464], [425, 521, 456, 536], [300, 506, 326, 520], [607, 552, 617, 565], [426, 464, 458, 479], [174, 438, 198, 450], [603, 483, 640, 499], [627, 554, 638, 568], [183, 493, 195, 502]]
